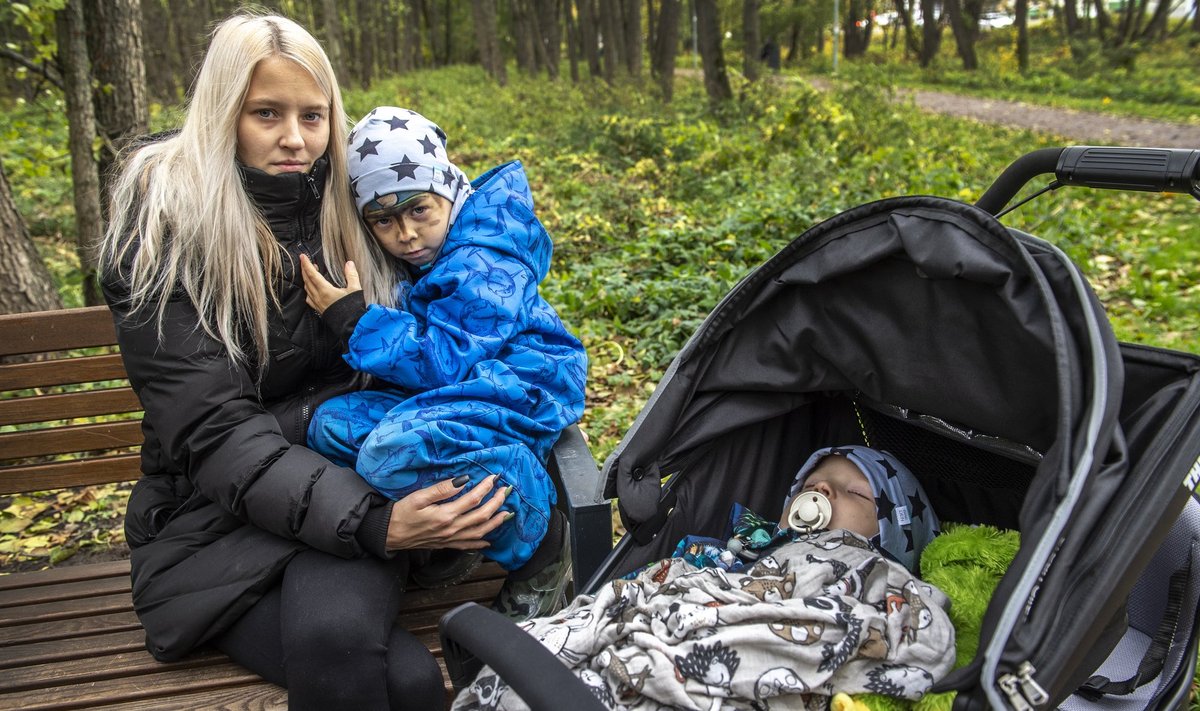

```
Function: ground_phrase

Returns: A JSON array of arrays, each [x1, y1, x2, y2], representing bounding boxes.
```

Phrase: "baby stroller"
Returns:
[[441, 146, 1200, 711]]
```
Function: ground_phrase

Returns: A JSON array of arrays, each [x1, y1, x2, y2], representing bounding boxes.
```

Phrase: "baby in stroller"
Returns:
[[453, 445, 956, 711]]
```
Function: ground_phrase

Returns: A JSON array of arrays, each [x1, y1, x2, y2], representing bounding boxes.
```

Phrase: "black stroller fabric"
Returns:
[[595, 196, 1200, 710]]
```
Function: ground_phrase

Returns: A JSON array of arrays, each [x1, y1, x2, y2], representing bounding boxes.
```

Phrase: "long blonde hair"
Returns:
[[99, 11, 394, 368]]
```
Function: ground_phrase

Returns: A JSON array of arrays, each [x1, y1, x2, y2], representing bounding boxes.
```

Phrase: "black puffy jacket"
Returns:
[[103, 158, 388, 661]]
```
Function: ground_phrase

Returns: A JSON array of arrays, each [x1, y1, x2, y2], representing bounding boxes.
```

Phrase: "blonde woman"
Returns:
[[99, 12, 507, 710]]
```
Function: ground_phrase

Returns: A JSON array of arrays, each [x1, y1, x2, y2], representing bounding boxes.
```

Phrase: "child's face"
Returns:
[[782, 455, 880, 538], [365, 194, 452, 267]]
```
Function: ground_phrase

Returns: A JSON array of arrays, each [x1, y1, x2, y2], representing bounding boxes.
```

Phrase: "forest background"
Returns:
[[0, 0, 1197, 581]]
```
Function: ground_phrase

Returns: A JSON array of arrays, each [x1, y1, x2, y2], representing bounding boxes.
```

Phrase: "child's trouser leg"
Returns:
[[306, 389, 407, 468]]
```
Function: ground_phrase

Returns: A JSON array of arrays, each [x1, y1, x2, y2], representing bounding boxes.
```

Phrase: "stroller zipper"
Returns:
[[998, 662, 1049, 711]]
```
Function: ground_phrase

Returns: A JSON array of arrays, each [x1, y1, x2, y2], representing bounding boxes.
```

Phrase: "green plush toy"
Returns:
[[850, 523, 1021, 711]]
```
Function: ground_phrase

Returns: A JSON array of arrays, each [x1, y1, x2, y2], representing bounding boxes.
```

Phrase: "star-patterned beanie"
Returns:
[[347, 106, 473, 227], [785, 445, 939, 573]]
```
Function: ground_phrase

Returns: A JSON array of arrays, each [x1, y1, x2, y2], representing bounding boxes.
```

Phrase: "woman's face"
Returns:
[[236, 56, 330, 175]]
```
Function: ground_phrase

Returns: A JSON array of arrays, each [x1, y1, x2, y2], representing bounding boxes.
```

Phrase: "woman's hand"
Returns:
[[300, 254, 361, 315], [385, 474, 510, 551]]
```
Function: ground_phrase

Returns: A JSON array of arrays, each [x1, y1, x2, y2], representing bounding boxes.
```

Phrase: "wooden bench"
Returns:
[[0, 305, 612, 710]]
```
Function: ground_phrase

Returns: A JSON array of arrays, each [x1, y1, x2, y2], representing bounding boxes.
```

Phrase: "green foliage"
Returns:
[[335, 66, 1199, 464]]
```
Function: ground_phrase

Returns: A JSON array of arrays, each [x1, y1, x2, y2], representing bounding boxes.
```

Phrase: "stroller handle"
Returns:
[[975, 146, 1200, 215], [439, 602, 609, 711]]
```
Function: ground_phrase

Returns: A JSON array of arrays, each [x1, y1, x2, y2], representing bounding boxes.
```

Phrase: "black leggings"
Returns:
[[212, 548, 444, 711]]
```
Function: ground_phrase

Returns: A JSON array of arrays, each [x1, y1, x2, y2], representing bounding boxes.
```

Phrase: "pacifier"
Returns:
[[786, 491, 832, 532]]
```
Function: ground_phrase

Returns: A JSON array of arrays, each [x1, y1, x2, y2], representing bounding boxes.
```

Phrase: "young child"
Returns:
[[452, 445, 953, 711], [300, 107, 588, 621]]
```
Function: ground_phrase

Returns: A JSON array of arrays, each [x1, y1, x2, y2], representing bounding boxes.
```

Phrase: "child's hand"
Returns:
[[300, 254, 361, 315]]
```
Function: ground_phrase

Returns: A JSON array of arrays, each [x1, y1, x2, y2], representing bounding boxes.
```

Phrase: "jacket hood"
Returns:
[[439, 161, 552, 282]]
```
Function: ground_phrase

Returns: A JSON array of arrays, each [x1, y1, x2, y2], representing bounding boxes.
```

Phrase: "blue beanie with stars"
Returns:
[[347, 107, 473, 226], [786, 445, 940, 573]]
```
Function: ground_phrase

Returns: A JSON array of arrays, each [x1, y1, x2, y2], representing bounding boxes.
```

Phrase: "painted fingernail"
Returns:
[[504, 512, 514, 520], [451, 474, 470, 487], [504, 486, 513, 497]]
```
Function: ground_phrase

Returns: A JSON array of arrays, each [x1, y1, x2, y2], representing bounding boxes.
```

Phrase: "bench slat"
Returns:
[[0, 306, 117, 358], [0, 646, 230, 694], [0, 628, 147, 670], [0, 660, 265, 711], [0, 574, 131, 610], [0, 454, 142, 495], [0, 420, 142, 461], [0, 611, 141, 647], [0, 560, 130, 591], [0, 387, 143, 427], [0, 353, 127, 391], [83, 682, 289, 711], [0, 591, 132, 628]]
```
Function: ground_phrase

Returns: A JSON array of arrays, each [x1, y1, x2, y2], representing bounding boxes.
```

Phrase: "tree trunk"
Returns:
[[918, 0, 942, 67], [533, 0, 561, 79], [140, 0, 177, 103], [622, 0, 642, 77], [83, 0, 148, 212], [564, 0, 580, 81], [1092, 0, 1112, 41], [599, 3, 625, 80], [57, 0, 104, 306], [1062, 0, 1081, 36], [318, 0, 345, 85], [357, 0, 376, 87], [652, 0, 682, 100], [1016, 0, 1030, 71], [511, 0, 538, 74], [694, 0, 732, 103], [575, 0, 602, 78], [944, 0, 978, 69], [0, 163, 63, 316], [423, 0, 448, 66], [1139, 0, 1173, 41], [843, 0, 874, 57], [472, 0, 508, 84], [895, 0, 921, 57], [743, 0, 761, 81], [402, 0, 422, 71]]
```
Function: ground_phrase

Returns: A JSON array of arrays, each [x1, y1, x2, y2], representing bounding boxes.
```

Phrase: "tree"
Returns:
[[0, 163, 62, 316], [943, 0, 978, 69], [918, 0, 943, 67], [83, 0, 149, 205], [1016, 0, 1030, 72], [695, 0, 733, 103], [57, 0, 104, 306], [472, 0, 507, 84], [319, 0, 346, 86], [650, 0, 683, 100], [743, 0, 761, 81], [573, 0, 602, 79], [621, 0, 642, 77]]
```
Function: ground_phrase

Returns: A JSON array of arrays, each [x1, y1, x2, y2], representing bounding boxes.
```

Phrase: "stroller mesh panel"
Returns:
[[860, 405, 1038, 529]]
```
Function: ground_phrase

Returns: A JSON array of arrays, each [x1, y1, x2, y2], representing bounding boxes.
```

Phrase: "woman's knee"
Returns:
[[385, 628, 445, 710]]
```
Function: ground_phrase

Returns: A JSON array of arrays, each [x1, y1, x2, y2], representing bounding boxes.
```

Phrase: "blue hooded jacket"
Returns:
[[308, 161, 587, 569]]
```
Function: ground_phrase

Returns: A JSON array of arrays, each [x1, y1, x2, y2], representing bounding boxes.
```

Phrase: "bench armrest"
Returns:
[[549, 424, 611, 591]]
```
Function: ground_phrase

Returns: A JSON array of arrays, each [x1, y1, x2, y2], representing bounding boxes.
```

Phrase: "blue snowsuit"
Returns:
[[308, 161, 587, 570]]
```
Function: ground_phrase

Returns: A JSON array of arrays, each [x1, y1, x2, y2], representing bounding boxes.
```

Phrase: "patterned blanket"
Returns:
[[452, 529, 955, 711]]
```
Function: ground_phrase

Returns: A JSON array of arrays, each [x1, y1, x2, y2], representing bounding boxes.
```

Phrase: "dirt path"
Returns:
[[807, 77, 1200, 148]]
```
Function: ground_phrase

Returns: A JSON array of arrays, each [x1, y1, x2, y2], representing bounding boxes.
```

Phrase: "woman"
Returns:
[[99, 12, 507, 710]]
